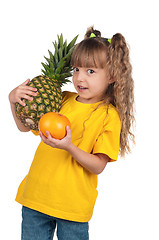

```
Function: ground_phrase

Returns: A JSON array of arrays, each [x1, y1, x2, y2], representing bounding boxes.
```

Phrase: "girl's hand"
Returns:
[[39, 126, 72, 151], [9, 78, 38, 106]]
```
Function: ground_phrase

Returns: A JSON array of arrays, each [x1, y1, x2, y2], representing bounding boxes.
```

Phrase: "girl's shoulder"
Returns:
[[105, 104, 121, 128], [96, 103, 120, 121], [107, 104, 120, 118]]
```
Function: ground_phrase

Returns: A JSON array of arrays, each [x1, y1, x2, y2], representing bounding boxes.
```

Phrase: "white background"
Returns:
[[1, 0, 159, 239]]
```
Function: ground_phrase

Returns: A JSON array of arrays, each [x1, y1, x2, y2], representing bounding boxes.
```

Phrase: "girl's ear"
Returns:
[[108, 78, 115, 84]]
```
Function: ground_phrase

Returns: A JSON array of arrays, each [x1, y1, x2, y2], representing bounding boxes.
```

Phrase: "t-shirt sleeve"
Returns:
[[62, 91, 77, 103], [92, 109, 121, 161], [31, 130, 39, 136]]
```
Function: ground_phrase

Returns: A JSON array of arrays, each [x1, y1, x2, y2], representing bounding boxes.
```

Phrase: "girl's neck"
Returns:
[[76, 95, 105, 104]]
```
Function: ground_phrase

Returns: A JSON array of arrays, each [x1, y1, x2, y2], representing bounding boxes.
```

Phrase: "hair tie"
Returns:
[[89, 33, 112, 44], [89, 33, 96, 38], [107, 38, 112, 44]]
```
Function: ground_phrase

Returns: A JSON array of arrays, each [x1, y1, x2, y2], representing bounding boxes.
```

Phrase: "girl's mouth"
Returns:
[[78, 86, 88, 92]]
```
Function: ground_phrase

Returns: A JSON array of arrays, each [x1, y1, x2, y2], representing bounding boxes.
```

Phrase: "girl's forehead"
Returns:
[[72, 48, 107, 68]]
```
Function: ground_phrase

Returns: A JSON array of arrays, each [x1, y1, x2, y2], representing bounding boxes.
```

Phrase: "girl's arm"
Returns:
[[9, 102, 30, 132], [65, 144, 109, 175], [39, 126, 110, 175], [9, 79, 38, 132]]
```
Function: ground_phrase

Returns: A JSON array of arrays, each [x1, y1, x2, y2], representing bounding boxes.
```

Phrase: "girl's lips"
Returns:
[[77, 86, 88, 92]]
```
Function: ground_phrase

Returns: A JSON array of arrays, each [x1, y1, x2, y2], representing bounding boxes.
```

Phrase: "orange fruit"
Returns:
[[39, 112, 71, 139]]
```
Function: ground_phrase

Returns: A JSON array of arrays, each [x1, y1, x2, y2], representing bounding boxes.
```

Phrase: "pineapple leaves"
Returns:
[[58, 34, 63, 49], [41, 33, 78, 85], [48, 50, 54, 61], [67, 35, 78, 53], [63, 40, 67, 56], [58, 48, 63, 60]]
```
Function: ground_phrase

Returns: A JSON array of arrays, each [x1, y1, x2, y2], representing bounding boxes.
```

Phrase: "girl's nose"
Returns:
[[77, 71, 85, 82]]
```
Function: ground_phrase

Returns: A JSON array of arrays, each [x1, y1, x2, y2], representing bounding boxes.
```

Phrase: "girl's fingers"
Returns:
[[18, 99, 26, 106], [9, 79, 37, 105], [20, 89, 38, 96], [16, 86, 38, 101], [24, 86, 37, 92], [39, 131, 48, 143], [15, 93, 35, 105], [45, 131, 54, 141], [66, 125, 71, 134], [22, 94, 33, 101], [20, 79, 37, 92], [21, 78, 30, 86], [20, 85, 37, 92]]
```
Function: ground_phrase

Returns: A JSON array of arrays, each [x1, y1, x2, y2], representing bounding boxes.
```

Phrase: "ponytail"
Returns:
[[108, 33, 135, 156], [84, 26, 101, 39]]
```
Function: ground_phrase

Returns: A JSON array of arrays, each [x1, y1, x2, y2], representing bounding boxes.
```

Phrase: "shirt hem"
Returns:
[[93, 150, 119, 161], [15, 196, 92, 223]]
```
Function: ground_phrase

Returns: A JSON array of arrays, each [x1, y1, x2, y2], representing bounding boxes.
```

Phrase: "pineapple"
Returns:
[[15, 34, 78, 130]]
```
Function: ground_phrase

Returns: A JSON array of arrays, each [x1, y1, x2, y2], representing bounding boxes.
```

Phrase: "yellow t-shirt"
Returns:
[[16, 91, 121, 222]]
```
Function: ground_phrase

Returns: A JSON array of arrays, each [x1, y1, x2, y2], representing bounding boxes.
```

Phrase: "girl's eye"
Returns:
[[88, 69, 94, 74], [73, 67, 79, 72]]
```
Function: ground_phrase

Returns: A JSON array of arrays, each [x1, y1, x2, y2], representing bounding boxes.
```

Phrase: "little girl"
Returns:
[[9, 27, 135, 240]]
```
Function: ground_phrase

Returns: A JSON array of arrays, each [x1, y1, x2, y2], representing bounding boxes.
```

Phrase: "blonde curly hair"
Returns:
[[71, 27, 135, 157]]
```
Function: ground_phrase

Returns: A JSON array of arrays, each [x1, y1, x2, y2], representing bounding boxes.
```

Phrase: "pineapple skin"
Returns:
[[15, 75, 62, 131]]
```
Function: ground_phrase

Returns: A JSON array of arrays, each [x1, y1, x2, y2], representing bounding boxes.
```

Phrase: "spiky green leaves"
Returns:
[[41, 34, 78, 86]]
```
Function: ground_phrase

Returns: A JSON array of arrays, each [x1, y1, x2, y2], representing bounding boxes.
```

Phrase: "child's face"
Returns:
[[73, 67, 111, 104]]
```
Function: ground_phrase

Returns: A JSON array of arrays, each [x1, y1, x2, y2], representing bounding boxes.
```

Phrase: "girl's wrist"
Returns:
[[10, 101, 15, 106], [9, 93, 15, 105], [64, 142, 74, 153]]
